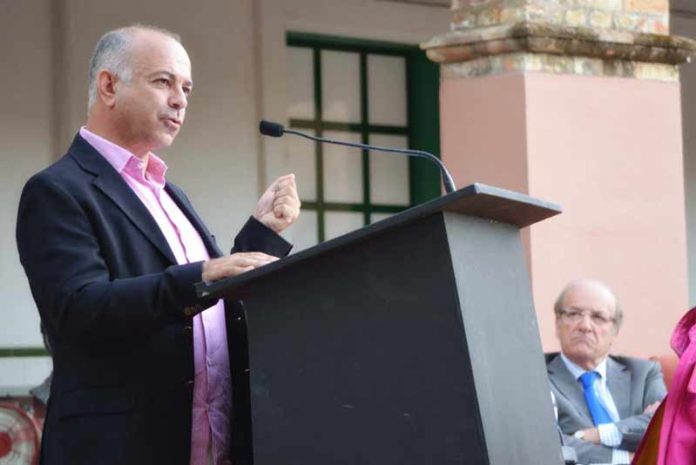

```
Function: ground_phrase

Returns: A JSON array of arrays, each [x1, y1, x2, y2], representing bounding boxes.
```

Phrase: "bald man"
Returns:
[[547, 279, 666, 465], [16, 25, 300, 465]]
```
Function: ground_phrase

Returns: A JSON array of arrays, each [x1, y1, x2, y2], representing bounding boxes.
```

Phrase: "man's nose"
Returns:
[[169, 86, 188, 111], [576, 313, 594, 330]]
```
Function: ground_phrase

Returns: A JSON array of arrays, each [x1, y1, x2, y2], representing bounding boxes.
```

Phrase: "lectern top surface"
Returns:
[[441, 183, 560, 227], [196, 183, 561, 300]]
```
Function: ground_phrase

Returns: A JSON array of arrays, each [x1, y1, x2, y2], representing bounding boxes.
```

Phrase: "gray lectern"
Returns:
[[197, 183, 564, 465]]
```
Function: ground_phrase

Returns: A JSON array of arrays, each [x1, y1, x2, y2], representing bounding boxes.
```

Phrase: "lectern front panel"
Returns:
[[239, 213, 487, 465]]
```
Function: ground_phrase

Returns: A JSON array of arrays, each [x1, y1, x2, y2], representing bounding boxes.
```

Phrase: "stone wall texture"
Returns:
[[451, 0, 669, 35]]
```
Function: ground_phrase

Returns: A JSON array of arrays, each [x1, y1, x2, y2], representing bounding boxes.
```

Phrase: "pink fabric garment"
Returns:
[[79, 127, 231, 465], [656, 306, 696, 465]]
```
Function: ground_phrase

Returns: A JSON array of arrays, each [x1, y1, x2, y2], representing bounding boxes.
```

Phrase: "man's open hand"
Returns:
[[202, 252, 278, 282]]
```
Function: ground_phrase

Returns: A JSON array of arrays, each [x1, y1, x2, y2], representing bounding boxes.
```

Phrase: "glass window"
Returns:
[[285, 34, 440, 249]]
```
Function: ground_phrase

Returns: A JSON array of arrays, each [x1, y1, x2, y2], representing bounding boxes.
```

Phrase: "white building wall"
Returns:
[[4, 0, 694, 398], [0, 0, 55, 392], [0, 0, 449, 392]]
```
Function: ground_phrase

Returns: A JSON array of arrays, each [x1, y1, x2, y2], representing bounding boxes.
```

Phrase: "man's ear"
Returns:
[[96, 70, 119, 108]]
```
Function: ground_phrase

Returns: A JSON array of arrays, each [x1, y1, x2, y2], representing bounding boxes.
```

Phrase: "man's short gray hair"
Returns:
[[553, 279, 624, 330], [87, 25, 181, 111]]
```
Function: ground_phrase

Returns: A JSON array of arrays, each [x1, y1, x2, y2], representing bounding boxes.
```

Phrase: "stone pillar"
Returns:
[[423, 0, 696, 357]]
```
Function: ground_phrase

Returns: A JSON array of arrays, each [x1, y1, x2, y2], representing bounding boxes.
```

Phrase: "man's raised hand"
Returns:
[[254, 174, 300, 233]]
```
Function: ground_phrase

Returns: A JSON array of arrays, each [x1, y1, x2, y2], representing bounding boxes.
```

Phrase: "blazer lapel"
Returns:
[[548, 354, 593, 423], [606, 357, 631, 419], [165, 183, 223, 258], [68, 135, 177, 264]]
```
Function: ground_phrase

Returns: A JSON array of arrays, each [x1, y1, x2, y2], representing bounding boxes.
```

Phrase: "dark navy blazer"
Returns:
[[16, 134, 291, 465]]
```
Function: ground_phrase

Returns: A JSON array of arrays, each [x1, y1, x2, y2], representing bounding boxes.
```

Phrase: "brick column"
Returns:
[[423, 0, 696, 357], [450, 0, 669, 34]]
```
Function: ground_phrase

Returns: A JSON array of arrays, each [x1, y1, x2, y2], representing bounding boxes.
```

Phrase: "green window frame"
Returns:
[[287, 32, 441, 243]]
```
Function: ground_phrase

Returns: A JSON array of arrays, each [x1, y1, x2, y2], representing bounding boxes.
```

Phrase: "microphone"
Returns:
[[259, 120, 284, 138], [259, 120, 456, 194]]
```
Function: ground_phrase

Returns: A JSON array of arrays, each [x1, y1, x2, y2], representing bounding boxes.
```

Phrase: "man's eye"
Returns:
[[155, 78, 169, 86], [183, 87, 192, 96]]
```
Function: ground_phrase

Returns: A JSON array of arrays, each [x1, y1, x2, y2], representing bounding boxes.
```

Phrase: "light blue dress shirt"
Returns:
[[560, 353, 631, 464]]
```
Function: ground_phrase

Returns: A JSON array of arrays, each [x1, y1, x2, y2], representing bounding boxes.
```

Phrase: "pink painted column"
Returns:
[[423, 0, 696, 357]]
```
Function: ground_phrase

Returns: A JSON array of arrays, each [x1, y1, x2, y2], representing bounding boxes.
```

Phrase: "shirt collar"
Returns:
[[560, 352, 608, 381], [79, 126, 168, 188]]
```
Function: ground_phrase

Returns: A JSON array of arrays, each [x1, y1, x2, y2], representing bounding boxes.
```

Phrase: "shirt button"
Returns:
[[183, 306, 196, 316], [183, 326, 193, 339], [185, 379, 194, 391]]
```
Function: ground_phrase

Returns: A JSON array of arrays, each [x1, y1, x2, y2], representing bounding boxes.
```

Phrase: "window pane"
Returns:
[[368, 55, 407, 126], [323, 130, 363, 203], [288, 47, 315, 120], [266, 129, 317, 202], [325, 211, 364, 240], [368, 134, 410, 206], [370, 212, 394, 224], [286, 209, 318, 253], [321, 50, 360, 123]]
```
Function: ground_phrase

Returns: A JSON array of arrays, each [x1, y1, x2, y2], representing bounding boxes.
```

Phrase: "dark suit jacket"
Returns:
[[546, 352, 667, 464], [16, 134, 291, 465]]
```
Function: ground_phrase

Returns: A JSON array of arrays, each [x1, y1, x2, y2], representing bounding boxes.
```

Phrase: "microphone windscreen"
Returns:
[[259, 120, 285, 137]]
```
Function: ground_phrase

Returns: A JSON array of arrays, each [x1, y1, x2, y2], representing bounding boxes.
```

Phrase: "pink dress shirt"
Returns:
[[79, 127, 231, 465], [656, 306, 696, 465]]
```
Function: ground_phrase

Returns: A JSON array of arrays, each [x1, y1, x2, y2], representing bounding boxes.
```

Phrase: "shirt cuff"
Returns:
[[598, 423, 622, 447], [611, 448, 631, 464]]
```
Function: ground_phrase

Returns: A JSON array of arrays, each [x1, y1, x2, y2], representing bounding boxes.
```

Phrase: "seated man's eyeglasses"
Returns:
[[558, 308, 615, 325]]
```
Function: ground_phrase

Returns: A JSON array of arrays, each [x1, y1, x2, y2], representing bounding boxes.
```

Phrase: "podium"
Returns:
[[197, 184, 564, 465]]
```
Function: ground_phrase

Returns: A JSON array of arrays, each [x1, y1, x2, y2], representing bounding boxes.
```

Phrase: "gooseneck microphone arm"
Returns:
[[259, 120, 456, 195]]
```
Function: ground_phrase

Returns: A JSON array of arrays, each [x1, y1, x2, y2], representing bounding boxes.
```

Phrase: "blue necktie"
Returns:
[[579, 371, 613, 425]]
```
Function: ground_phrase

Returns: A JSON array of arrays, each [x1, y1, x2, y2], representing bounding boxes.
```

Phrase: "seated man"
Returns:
[[547, 279, 666, 464]]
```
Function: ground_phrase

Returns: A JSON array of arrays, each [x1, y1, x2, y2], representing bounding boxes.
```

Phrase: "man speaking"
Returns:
[[16, 25, 300, 465]]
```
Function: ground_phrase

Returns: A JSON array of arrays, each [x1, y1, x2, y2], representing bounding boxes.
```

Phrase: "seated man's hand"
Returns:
[[575, 427, 601, 444], [254, 174, 301, 233], [202, 252, 278, 282]]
